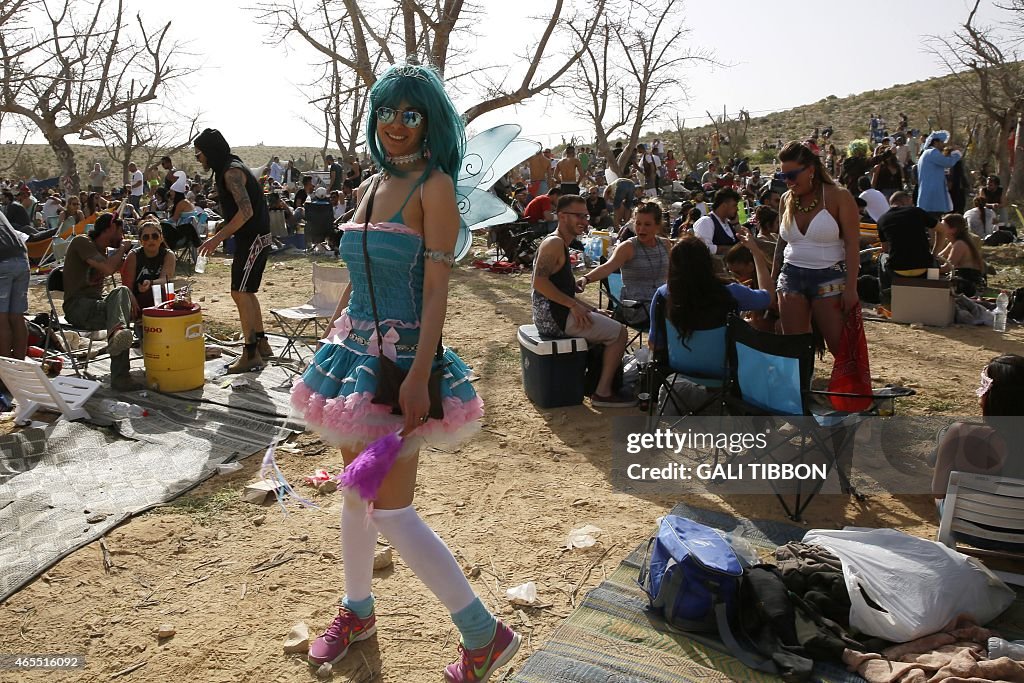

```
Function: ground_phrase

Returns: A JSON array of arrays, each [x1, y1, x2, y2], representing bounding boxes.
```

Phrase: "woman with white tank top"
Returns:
[[771, 141, 861, 356]]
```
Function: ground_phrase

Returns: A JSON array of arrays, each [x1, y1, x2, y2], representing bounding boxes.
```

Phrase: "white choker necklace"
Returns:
[[386, 151, 424, 166]]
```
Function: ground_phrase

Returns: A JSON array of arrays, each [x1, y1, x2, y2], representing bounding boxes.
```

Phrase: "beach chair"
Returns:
[[269, 263, 350, 362], [646, 296, 728, 426], [599, 272, 648, 349], [0, 357, 100, 424], [724, 315, 914, 521], [937, 471, 1024, 586]]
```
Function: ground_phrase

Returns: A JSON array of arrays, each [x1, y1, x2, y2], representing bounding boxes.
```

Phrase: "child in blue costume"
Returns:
[[291, 63, 520, 683]]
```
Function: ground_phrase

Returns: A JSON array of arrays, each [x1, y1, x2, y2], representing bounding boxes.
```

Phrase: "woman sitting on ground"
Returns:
[[932, 355, 1024, 549], [120, 218, 176, 318], [937, 213, 986, 297], [648, 232, 773, 352], [576, 202, 671, 326]]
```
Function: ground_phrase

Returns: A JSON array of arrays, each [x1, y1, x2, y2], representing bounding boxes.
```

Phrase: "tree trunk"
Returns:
[[1007, 113, 1024, 203], [46, 132, 79, 194], [997, 116, 1014, 188]]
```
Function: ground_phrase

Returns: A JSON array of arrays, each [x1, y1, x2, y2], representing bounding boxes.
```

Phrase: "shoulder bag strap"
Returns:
[[361, 175, 385, 359]]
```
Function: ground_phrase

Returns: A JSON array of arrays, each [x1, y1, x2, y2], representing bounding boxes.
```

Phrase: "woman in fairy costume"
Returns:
[[290, 63, 520, 682]]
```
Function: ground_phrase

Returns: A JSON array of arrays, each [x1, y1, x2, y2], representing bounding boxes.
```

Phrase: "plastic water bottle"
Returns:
[[994, 290, 1009, 333], [99, 400, 148, 418], [194, 254, 208, 274], [988, 637, 1024, 660]]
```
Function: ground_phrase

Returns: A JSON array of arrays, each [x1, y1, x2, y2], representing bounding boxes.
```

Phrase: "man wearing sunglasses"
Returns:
[[194, 128, 273, 373], [531, 194, 633, 408]]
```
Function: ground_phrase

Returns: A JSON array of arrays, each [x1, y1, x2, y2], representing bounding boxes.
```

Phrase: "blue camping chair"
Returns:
[[599, 272, 649, 350], [724, 314, 914, 520], [162, 212, 201, 274], [646, 296, 728, 425]]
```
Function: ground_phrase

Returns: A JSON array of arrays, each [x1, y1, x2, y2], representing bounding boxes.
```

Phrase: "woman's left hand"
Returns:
[[399, 373, 431, 436], [842, 286, 859, 312]]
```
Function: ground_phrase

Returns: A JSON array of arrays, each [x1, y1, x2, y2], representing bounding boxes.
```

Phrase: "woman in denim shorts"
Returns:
[[772, 142, 861, 355]]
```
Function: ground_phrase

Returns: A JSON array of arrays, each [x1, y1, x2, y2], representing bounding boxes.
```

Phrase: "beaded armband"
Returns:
[[424, 248, 456, 266]]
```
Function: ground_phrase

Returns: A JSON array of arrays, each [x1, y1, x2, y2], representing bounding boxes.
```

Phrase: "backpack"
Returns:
[[638, 516, 775, 673], [1009, 287, 1024, 324]]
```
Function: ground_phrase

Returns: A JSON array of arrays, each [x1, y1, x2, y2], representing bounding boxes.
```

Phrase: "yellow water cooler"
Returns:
[[142, 302, 206, 392]]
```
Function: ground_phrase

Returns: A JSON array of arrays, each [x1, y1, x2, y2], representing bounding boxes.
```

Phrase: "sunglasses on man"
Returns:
[[774, 167, 808, 182], [376, 107, 425, 129]]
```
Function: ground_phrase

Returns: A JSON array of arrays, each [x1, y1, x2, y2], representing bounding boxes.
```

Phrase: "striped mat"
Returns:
[[510, 503, 1024, 683]]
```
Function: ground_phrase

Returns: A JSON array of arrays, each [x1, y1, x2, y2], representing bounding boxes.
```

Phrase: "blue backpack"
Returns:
[[638, 515, 776, 673]]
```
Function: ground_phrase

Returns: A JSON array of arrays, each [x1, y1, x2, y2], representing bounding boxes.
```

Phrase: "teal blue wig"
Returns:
[[366, 64, 466, 179]]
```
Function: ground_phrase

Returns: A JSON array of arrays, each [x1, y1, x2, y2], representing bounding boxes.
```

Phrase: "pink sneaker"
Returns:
[[307, 607, 376, 666], [443, 620, 521, 683]]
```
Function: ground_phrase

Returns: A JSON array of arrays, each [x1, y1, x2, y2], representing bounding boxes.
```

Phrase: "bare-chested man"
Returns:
[[527, 151, 552, 199], [554, 146, 585, 196]]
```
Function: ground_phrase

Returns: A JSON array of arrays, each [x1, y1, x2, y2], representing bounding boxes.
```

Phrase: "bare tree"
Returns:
[[929, 0, 1024, 190], [0, 0, 185, 192], [672, 115, 707, 176], [571, 0, 715, 177], [95, 98, 201, 186], [252, 0, 605, 132], [705, 108, 750, 162]]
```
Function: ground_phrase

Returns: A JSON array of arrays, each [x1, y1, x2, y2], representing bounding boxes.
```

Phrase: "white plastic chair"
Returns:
[[0, 357, 100, 424], [270, 263, 350, 362], [937, 471, 1024, 586]]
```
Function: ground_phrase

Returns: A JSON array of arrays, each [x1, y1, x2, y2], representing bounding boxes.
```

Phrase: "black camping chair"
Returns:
[[162, 219, 201, 275], [724, 314, 914, 521]]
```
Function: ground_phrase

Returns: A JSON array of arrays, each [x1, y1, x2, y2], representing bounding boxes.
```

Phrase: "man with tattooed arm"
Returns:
[[530, 194, 633, 408], [194, 129, 274, 373]]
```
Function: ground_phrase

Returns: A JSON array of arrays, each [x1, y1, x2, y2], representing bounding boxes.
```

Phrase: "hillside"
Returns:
[[0, 69, 982, 181], [655, 69, 978, 161], [0, 143, 342, 184]]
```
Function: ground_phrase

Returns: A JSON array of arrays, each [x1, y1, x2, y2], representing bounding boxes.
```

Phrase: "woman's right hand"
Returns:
[[139, 279, 152, 293]]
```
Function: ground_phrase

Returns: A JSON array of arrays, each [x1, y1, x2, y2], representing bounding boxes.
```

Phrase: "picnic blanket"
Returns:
[[0, 359, 301, 604], [511, 503, 1024, 683]]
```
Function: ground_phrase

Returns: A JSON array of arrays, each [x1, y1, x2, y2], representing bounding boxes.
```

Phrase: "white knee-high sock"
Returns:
[[341, 493, 378, 605], [371, 505, 477, 614]]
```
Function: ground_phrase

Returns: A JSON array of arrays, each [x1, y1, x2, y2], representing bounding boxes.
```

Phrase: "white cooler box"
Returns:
[[518, 325, 589, 408]]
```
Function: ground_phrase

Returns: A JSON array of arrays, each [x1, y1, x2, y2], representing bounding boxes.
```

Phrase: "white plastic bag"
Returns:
[[804, 527, 1015, 642], [566, 524, 603, 549], [506, 582, 538, 606]]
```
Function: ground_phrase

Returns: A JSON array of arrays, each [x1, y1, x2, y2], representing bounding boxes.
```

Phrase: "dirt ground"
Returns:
[[2, 242, 1023, 683]]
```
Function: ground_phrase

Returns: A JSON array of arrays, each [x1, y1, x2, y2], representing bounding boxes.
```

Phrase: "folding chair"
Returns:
[[270, 263, 350, 362], [646, 296, 728, 426], [938, 471, 1024, 586], [0, 356, 100, 424], [724, 314, 914, 521], [42, 267, 111, 378], [162, 214, 201, 275], [599, 272, 648, 349]]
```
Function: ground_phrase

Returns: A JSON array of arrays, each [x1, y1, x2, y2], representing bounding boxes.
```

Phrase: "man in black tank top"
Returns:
[[194, 128, 273, 373], [531, 194, 633, 407]]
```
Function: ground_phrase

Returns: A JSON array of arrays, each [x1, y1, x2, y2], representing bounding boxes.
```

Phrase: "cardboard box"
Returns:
[[891, 277, 954, 326]]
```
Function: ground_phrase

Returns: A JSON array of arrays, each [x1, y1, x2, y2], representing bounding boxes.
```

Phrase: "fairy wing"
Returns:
[[453, 125, 542, 261]]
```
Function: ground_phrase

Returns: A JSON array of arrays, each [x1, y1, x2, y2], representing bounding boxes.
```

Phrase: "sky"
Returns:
[[0, 0, 1009, 150]]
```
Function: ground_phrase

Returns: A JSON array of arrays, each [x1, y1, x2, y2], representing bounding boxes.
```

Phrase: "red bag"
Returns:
[[828, 304, 873, 412]]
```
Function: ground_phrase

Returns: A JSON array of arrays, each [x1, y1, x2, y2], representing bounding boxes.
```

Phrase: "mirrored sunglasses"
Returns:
[[774, 167, 808, 182], [376, 107, 425, 129], [141, 233, 161, 241]]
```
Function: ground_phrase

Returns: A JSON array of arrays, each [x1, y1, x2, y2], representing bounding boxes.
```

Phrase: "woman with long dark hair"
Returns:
[[937, 213, 986, 296], [290, 63, 517, 681], [649, 233, 772, 350], [772, 141, 860, 355]]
